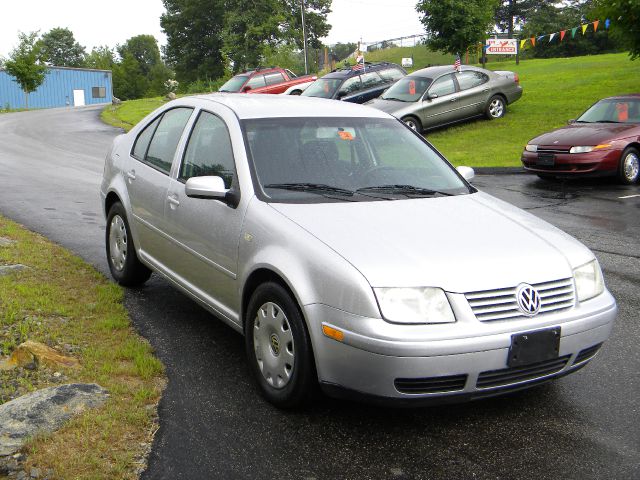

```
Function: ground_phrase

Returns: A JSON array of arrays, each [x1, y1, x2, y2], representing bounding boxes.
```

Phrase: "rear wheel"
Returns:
[[245, 282, 315, 408], [402, 116, 422, 133], [618, 147, 640, 184], [106, 202, 151, 286], [290, 90, 302, 96], [485, 95, 506, 120]]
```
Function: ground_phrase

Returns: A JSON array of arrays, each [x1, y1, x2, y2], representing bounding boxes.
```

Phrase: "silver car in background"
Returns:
[[366, 65, 523, 132], [101, 94, 615, 408]]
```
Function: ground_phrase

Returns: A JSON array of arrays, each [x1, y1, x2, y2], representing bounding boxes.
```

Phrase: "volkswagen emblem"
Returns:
[[516, 284, 541, 316]]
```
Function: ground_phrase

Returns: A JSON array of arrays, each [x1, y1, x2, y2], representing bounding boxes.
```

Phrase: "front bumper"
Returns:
[[305, 290, 616, 402], [521, 149, 620, 176]]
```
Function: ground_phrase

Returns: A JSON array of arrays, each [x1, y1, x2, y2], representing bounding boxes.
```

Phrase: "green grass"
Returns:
[[100, 52, 639, 166], [362, 45, 455, 72], [0, 216, 166, 479]]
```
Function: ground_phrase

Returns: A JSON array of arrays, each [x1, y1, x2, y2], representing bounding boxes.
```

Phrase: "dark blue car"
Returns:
[[301, 62, 406, 104]]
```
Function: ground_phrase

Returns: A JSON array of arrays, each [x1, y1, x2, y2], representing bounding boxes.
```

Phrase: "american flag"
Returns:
[[454, 54, 461, 72], [353, 53, 365, 71]]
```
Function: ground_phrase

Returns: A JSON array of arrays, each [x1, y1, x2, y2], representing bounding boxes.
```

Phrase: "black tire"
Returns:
[[290, 90, 302, 96], [245, 282, 316, 408], [617, 147, 640, 185], [402, 116, 423, 133], [485, 95, 506, 120], [106, 202, 152, 286], [536, 173, 556, 181]]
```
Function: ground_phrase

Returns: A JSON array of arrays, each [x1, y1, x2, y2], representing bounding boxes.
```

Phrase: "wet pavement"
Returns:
[[0, 107, 638, 479]]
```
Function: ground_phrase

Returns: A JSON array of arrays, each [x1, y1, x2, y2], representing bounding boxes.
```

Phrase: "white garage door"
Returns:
[[73, 89, 85, 107]]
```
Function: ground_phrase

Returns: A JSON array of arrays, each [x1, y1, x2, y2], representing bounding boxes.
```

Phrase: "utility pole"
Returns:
[[301, 0, 309, 74]]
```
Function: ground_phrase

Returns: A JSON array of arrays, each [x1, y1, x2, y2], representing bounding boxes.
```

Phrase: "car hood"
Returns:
[[270, 192, 593, 292], [529, 123, 638, 147], [365, 98, 415, 116]]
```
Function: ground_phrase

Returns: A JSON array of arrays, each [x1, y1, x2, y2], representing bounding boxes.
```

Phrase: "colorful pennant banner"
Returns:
[[518, 19, 609, 50]]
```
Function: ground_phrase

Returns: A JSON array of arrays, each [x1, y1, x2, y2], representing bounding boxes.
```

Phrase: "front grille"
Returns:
[[477, 355, 571, 388], [395, 374, 468, 394], [574, 343, 603, 364], [465, 278, 575, 322], [538, 147, 570, 154]]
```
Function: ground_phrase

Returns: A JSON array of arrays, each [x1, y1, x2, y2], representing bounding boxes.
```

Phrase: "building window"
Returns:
[[92, 87, 106, 98]]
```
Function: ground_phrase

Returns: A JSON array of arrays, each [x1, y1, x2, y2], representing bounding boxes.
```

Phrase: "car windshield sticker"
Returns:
[[616, 103, 628, 122], [409, 80, 416, 96], [338, 131, 354, 141]]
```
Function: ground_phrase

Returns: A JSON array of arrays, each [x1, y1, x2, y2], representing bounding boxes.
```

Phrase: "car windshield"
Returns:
[[301, 78, 343, 99], [577, 98, 640, 124], [243, 117, 471, 203], [381, 76, 433, 102], [219, 75, 249, 92]]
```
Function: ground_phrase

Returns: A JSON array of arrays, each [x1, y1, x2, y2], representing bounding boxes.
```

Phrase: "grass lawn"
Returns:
[[0, 216, 165, 479], [101, 52, 639, 167]]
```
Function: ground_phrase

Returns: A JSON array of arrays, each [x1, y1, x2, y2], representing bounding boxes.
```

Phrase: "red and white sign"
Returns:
[[485, 38, 518, 55]]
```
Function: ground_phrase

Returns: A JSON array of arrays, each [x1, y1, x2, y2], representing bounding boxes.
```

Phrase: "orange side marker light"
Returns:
[[322, 324, 345, 342]]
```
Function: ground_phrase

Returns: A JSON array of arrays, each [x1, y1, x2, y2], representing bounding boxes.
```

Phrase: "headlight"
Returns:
[[570, 144, 611, 154], [525, 144, 538, 152], [574, 259, 604, 302], [374, 287, 455, 324]]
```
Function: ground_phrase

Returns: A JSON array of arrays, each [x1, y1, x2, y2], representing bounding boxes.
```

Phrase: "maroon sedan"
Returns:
[[521, 95, 640, 184]]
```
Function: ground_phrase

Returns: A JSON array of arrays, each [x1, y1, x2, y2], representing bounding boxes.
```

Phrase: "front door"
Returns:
[[73, 89, 85, 106], [164, 109, 244, 322], [419, 73, 459, 128]]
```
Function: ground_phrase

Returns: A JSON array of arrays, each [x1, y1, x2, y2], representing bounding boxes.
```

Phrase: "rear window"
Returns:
[[264, 72, 286, 86]]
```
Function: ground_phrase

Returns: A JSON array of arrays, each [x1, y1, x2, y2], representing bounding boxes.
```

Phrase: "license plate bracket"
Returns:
[[508, 327, 561, 367], [536, 153, 555, 166]]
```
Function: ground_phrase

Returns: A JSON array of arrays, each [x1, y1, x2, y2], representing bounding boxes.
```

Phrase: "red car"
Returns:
[[218, 67, 316, 95], [521, 94, 640, 184]]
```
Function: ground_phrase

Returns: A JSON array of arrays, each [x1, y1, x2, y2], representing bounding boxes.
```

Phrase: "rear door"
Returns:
[[454, 70, 491, 117], [125, 107, 194, 266], [353, 71, 388, 103]]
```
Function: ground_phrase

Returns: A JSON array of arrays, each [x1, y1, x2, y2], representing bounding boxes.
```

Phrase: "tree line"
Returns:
[[416, 0, 638, 60]]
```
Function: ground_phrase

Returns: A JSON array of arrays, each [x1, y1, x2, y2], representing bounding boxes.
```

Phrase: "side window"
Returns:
[[144, 108, 193, 174], [180, 111, 235, 188], [132, 116, 161, 160], [378, 68, 405, 82], [429, 74, 456, 97], [246, 75, 266, 89], [338, 76, 362, 96], [264, 72, 285, 85], [359, 71, 385, 89], [456, 71, 488, 90]]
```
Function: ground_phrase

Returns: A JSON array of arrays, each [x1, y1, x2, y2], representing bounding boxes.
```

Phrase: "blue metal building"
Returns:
[[0, 66, 112, 110]]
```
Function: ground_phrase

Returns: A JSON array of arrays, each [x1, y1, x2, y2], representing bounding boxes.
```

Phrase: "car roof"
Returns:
[[323, 62, 402, 79], [191, 93, 393, 120], [408, 65, 487, 78]]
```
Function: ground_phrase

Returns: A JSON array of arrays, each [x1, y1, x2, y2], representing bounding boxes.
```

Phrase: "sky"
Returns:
[[0, 0, 425, 58]]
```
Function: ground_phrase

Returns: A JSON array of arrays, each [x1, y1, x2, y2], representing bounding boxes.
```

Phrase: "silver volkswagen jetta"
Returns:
[[100, 94, 616, 407]]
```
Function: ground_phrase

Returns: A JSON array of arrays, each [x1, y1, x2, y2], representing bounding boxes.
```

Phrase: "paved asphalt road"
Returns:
[[0, 107, 638, 479]]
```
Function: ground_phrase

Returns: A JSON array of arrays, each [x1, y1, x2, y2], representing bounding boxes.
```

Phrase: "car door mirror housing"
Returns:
[[337, 92, 347, 100], [427, 93, 438, 100], [567, 119, 576, 124], [185, 176, 229, 199], [242, 85, 252, 92], [457, 166, 475, 181]]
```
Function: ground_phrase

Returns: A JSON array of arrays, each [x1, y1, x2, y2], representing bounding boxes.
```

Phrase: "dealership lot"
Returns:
[[0, 106, 638, 479]]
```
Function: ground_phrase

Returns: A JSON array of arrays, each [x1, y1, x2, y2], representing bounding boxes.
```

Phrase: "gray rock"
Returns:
[[112, 96, 122, 105], [0, 237, 15, 247], [165, 92, 177, 101], [29, 467, 40, 478], [0, 384, 108, 456], [0, 264, 27, 276]]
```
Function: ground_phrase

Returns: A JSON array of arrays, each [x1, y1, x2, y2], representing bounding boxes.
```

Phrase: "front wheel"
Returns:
[[289, 90, 302, 96], [245, 282, 315, 408], [618, 147, 640, 184], [106, 202, 152, 286], [402, 116, 422, 133], [485, 96, 506, 119]]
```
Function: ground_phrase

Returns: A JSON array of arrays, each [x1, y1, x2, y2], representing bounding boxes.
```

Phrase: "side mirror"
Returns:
[[567, 119, 576, 124], [337, 92, 347, 100], [185, 176, 229, 199], [242, 85, 252, 92], [457, 166, 475, 182], [427, 93, 438, 100]]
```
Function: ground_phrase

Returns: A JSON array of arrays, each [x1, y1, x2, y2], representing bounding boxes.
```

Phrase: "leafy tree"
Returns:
[[40, 27, 86, 67], [85, 46, 116, 70], [112, 52, 148, 100], [330, 42, 357, 62], [161, 0, 227, 84], [281, 0, 332, 50], [593, 0, 640, 59], [416, 0, 500, 55], [494, 1, 555, 38], [3, 31, 48, 109], [262, 43, 306, 73], [117, 35, 162, 77]]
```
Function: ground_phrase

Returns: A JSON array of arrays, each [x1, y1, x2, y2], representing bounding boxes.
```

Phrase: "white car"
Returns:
[[100, 94, 617, 407], [281, 80, 314, 95]]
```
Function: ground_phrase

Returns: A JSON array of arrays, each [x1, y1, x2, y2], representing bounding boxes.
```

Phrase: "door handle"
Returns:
[[167, 195, 180, 207], [449, 97, 458, 102], [126, 170, 136, 181], [483, 88, 490, 92]]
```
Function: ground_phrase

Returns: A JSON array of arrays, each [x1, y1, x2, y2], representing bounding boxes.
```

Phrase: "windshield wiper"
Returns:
[[595, 120, 621, 123], [382, 97, 410, 102], [264, 183, 355, 196], [356, 184, 454, 197]]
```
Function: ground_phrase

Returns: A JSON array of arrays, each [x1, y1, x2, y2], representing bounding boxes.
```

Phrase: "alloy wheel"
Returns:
[[489, 99, 504, 118], [623, 151, 639, 182]]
